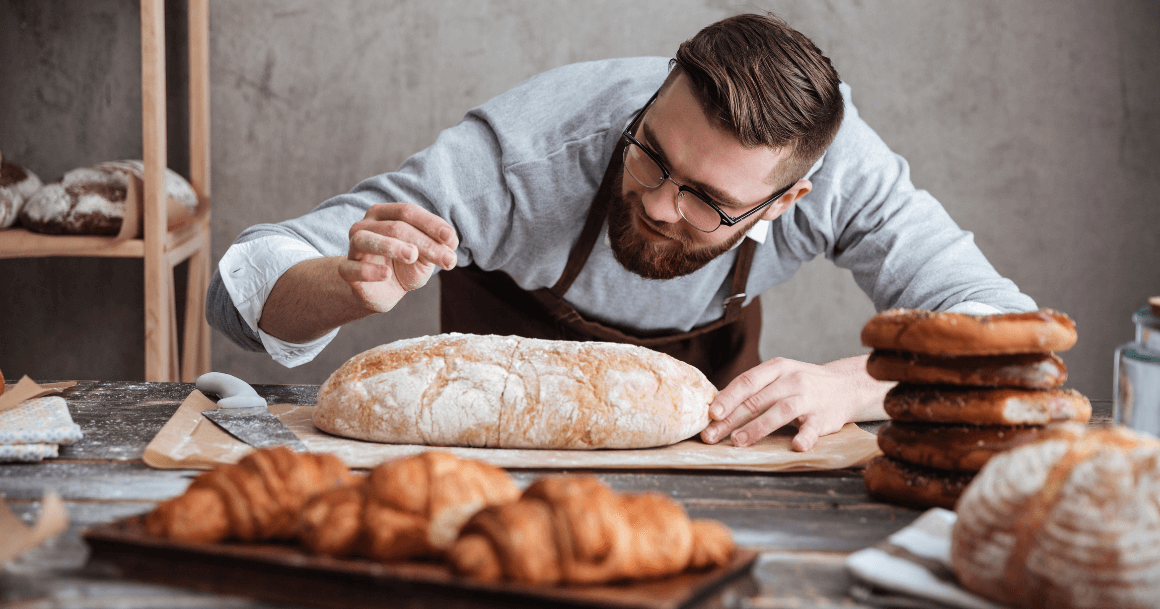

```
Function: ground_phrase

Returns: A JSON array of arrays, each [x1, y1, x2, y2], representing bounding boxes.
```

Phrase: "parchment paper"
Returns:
[[144, 390, 882, 472]]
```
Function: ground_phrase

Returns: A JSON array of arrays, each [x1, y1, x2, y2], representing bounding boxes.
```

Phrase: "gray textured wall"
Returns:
[[1, 1, 1157, 402]]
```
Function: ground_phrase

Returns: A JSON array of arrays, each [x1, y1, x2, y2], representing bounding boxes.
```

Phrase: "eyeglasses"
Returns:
[[621, 121, 793, 233]]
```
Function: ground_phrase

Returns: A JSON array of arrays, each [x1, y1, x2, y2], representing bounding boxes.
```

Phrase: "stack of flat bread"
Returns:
[[860, 309, 1090, 509]]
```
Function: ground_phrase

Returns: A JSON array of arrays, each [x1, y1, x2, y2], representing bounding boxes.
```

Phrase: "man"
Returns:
[[208, 14, 1036, 452]]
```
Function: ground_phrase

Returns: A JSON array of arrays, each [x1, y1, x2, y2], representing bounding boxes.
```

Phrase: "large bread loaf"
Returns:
[[951, 423, 1160, 609], [313, 334, 716, 449]]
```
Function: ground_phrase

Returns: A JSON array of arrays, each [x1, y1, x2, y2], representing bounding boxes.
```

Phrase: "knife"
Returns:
[[196, 372, 308, 452]]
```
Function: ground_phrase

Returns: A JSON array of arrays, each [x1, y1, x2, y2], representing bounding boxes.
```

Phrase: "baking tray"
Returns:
[[83, 515, 759, 609]]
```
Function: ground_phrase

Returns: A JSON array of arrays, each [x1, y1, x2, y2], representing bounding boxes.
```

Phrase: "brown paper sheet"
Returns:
[[0, 377, 77, 413], [0, 491, 69, 565], [144, 390, 883, 472]]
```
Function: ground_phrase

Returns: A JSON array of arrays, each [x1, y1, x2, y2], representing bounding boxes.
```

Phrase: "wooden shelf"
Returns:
[[0, 0, 212, 383]]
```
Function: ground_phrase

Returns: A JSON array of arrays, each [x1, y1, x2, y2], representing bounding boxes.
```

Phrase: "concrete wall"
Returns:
[[1, 0, 1157, 402]]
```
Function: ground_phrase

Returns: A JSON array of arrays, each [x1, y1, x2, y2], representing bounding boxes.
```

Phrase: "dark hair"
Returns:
[[670, 13, 844, 187]]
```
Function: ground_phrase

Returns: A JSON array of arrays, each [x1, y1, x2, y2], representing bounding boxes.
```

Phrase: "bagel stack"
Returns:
[[859, 309, 1089, 509]]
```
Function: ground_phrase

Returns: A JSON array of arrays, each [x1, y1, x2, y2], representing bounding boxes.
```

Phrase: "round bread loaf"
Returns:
[[951, 423, 1160, 609], [313, 334, 716, 449], [866, 349, 1067, 387], [862, 455, 975, 510], [877, 421, 1046, 472], [0, 157, 44, 229], [861, 309, 1077, 356], [884, 385, 1091, 426], [19, 160, 197, 235]]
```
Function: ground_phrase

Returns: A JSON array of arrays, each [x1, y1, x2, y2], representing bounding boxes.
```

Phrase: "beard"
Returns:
[[606, 169, 754, 280]]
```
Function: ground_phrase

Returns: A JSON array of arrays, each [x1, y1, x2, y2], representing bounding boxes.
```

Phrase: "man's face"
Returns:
[[608, 74, 800, 280]]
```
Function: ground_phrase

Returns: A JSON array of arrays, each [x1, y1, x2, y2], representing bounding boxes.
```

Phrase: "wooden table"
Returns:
[[0, 380, 1114, 608]]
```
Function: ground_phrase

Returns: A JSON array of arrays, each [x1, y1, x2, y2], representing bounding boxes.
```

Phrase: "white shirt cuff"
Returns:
[[217, 236, 340, 368], [945, 301, 1003, 315]]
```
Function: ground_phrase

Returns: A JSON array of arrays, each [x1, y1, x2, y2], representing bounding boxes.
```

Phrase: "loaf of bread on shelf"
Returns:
[[313, 334, 716, 449], [19, 160, 197, 235], [0, 155, 44, 229], [144, 447, 356, 544], [951, 423, 1160, 609], [296, 451, 520, 561], [448, 475, 735, 585]]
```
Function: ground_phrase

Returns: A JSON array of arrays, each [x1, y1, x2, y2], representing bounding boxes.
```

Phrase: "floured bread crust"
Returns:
[[0, 159, 43, 229], [313, 334, 716, 449], [866, 349, 1067, 387], [883, 385, 1091, 425], [861, 309, 1077, 356], [952, 423, 1160, 609], [20, 160, 197, 235]]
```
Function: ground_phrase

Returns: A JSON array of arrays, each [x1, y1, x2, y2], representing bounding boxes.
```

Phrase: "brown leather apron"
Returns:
[[439, 117, 762, 390]]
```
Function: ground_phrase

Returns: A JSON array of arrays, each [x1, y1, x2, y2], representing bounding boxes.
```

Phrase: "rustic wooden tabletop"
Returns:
[[0, 380, 1114, 609]]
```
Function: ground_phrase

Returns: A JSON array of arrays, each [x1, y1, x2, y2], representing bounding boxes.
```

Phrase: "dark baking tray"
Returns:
[[83, 515, 758, 609]]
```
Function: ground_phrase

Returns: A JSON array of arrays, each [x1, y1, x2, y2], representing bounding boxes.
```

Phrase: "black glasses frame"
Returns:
[[621, 96, 794, 232]]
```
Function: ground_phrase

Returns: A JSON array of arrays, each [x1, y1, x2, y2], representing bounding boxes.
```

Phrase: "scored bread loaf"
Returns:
[[313, 334, 715, 449], [951, 423, 1160, 609]]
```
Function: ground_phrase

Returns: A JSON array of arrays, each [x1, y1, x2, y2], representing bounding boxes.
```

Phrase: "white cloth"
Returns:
[[845, 508, 1007, 609], [0, 396, 82, 463]]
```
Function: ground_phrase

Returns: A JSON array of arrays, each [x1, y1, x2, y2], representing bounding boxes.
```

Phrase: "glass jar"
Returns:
[[1113, 306, 1160, 435]]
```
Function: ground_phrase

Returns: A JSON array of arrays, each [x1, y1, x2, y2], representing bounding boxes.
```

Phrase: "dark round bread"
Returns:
[[861, 309, 1077, 356], [863, 455, 976, 510], [877, 421, 1047, 472], [883, 385, 1091, 425], [866, 349, 1067, 388], [19, 160, 196, 235]]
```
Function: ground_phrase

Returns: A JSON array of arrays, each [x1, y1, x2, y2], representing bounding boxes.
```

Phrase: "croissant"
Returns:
[[448, 475, 735, 585], [296, 451, 520, 561], [145, 447, 356, 544]]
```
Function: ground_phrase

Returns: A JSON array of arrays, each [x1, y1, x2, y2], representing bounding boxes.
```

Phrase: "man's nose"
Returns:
[[639, 181, 683, 224]]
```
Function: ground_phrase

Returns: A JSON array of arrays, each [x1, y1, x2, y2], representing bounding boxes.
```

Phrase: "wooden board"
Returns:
[[83, 516, 759, 609]]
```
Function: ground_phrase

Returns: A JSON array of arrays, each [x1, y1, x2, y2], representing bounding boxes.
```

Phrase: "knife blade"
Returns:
[[196, 372, 308, 452]]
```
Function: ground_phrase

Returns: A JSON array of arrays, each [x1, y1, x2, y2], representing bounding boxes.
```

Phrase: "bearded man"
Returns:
[[208, 13, 1035, 451]]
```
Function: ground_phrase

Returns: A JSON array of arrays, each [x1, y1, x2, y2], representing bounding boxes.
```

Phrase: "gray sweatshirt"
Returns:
[[207, 57, 1035, 367]]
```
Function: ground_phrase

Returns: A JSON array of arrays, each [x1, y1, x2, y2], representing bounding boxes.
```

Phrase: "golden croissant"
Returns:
[[296, 451, 520, 562], [145, 446, 356, 544], [448, 475, 735, 585]]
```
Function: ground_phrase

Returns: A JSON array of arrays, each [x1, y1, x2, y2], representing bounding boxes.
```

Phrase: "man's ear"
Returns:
[[760, 180, 812, 221]]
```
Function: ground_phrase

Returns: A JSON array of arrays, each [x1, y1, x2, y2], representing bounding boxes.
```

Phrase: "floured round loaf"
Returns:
[[861, 309, 1077, 356], [0, 157, 44, 229], [20, 160, 197, 235], [313, 334, 716, 449], [952, 423, 1160, 609]]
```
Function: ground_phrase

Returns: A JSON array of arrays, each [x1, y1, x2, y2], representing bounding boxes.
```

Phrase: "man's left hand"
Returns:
[[699, 354, 893, 451]]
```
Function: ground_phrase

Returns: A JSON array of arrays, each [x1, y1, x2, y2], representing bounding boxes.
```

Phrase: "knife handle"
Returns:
[[196, 372, 267, 409]]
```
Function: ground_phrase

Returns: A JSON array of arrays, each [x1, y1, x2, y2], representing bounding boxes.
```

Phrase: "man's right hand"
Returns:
[[257, 203, 458, 345], [339, 203, 459, 313]]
